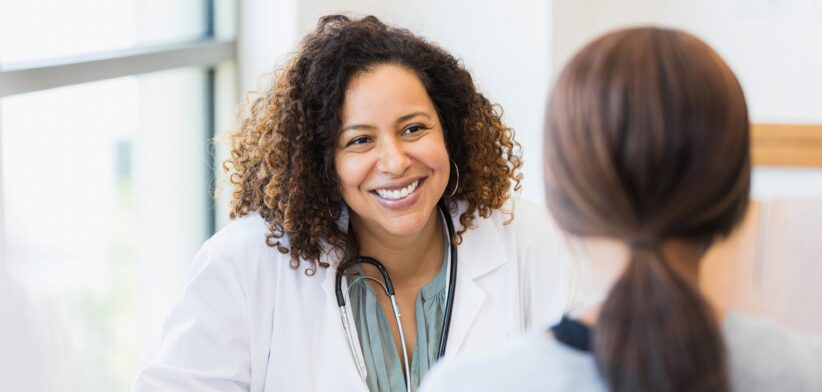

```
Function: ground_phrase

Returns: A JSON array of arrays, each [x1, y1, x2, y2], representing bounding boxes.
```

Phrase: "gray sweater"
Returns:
[[420, 311, 822, 391]]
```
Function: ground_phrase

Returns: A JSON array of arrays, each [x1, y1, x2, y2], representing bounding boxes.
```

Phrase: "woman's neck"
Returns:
[[350, 209, 445, 290], [575, 237, 725, 326]]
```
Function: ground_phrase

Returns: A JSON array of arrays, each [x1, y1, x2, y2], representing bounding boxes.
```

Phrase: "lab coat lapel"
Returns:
[[319, 250, 370, 390], [443, 206, 508, 358], [317, 204, 508, 366]]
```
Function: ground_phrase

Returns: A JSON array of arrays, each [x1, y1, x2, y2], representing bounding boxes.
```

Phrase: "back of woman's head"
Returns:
[[544, 28, 750, 391]]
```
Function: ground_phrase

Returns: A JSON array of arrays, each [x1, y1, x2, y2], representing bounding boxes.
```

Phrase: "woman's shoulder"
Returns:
[[724, 311, 822, 391], [480, 197, 570, 256], [421, 331, 601, 392], [472, 197, 559, 234], [508, 197, 559, 232], [188, 212, 302, 283], [206, 212, 280, 254], [468, 197, 577, 325]]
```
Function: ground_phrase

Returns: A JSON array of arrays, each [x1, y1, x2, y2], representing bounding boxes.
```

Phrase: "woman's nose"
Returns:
[[377, 138, 411, 175]]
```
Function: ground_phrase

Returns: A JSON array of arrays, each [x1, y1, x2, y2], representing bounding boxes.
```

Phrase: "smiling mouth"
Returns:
[[372, 178, 423, 200]]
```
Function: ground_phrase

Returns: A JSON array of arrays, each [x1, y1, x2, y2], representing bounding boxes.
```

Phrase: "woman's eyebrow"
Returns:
[[396, 111, 431, 124], [340, 123, 377, 133], [341, 111, 432, 133]]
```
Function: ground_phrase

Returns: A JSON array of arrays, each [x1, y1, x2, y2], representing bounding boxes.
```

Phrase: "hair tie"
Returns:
[[628, 238, 659, 251]]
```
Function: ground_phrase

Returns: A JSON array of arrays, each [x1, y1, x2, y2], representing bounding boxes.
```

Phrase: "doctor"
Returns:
[[133, 15, 574, 392]]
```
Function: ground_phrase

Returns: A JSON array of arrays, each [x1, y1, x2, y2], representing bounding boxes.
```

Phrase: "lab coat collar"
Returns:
[[322, 200, 507, 277], [443, 200, 508, 356], [447, 200, 509, 279], [319, 200, 510, 357]]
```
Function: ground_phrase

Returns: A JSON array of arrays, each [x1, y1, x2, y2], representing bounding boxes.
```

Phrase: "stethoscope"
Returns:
[[335, 203, 458, 392]]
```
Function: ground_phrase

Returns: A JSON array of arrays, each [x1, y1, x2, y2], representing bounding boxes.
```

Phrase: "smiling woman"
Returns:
[[336, 65, 450, 241], [132, 15, 576, 392]]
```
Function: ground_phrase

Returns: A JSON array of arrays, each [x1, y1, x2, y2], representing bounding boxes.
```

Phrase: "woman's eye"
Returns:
[[403, 125, 426, 135], [347, 136, 371, 146]]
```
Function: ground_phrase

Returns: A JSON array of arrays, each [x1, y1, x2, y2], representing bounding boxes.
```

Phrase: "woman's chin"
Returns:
[[378, 213, 433, 237]]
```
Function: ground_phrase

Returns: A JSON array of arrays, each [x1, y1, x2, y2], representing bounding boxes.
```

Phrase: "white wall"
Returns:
[[551, 0, 822, 124], [236, 0, 298, 98]]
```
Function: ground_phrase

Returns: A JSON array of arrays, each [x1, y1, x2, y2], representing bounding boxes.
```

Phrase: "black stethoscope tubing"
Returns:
[[334, 202, 458, 360]]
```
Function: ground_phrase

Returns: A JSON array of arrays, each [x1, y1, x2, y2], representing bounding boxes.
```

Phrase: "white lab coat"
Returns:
[[132, 198, 576, 391]]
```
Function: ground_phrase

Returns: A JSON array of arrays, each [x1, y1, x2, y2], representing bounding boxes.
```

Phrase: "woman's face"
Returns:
[[335, 64, 450, 239]]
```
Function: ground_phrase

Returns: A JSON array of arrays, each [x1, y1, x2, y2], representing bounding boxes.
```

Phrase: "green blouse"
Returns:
[[346, 252, 449, 391]]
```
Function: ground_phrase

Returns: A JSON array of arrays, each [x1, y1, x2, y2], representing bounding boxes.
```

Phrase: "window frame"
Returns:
[[0, 1, 236, 254]]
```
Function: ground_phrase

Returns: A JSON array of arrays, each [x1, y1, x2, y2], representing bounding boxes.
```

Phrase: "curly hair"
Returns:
[[225, 15, 522, 274]]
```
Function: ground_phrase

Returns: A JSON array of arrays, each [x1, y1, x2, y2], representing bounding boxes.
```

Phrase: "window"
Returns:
[[0, 0, 211, 65], [0, 1, 236, 390]]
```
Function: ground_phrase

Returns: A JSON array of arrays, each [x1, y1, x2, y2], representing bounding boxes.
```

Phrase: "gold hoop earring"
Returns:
[[445, 159, 460, 198]]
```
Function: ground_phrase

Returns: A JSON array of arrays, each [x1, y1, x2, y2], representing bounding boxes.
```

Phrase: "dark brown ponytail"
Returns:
[[544, 27, 750, 392], [595, 244, 727, 391]]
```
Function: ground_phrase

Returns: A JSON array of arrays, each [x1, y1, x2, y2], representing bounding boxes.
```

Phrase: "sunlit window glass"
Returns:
[[0, 0, 207, 65], [1, 68, 210, 391]]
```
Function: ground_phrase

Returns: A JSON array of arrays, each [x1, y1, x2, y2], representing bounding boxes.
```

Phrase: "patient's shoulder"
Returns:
[[724, 311, 822, 391], [421, 331, 603, 392]]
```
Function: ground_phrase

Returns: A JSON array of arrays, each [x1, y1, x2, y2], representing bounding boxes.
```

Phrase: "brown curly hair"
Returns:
[[225, 15, 522, 274]]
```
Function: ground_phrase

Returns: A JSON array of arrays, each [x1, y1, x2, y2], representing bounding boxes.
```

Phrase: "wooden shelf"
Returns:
[[752, 123, 822, 167]]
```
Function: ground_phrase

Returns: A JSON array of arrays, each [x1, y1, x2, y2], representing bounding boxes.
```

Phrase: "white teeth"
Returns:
[[375, 180, 420, 200]]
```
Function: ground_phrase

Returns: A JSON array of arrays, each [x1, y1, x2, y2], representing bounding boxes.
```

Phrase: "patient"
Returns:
[[421, 27, 822, 392]]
